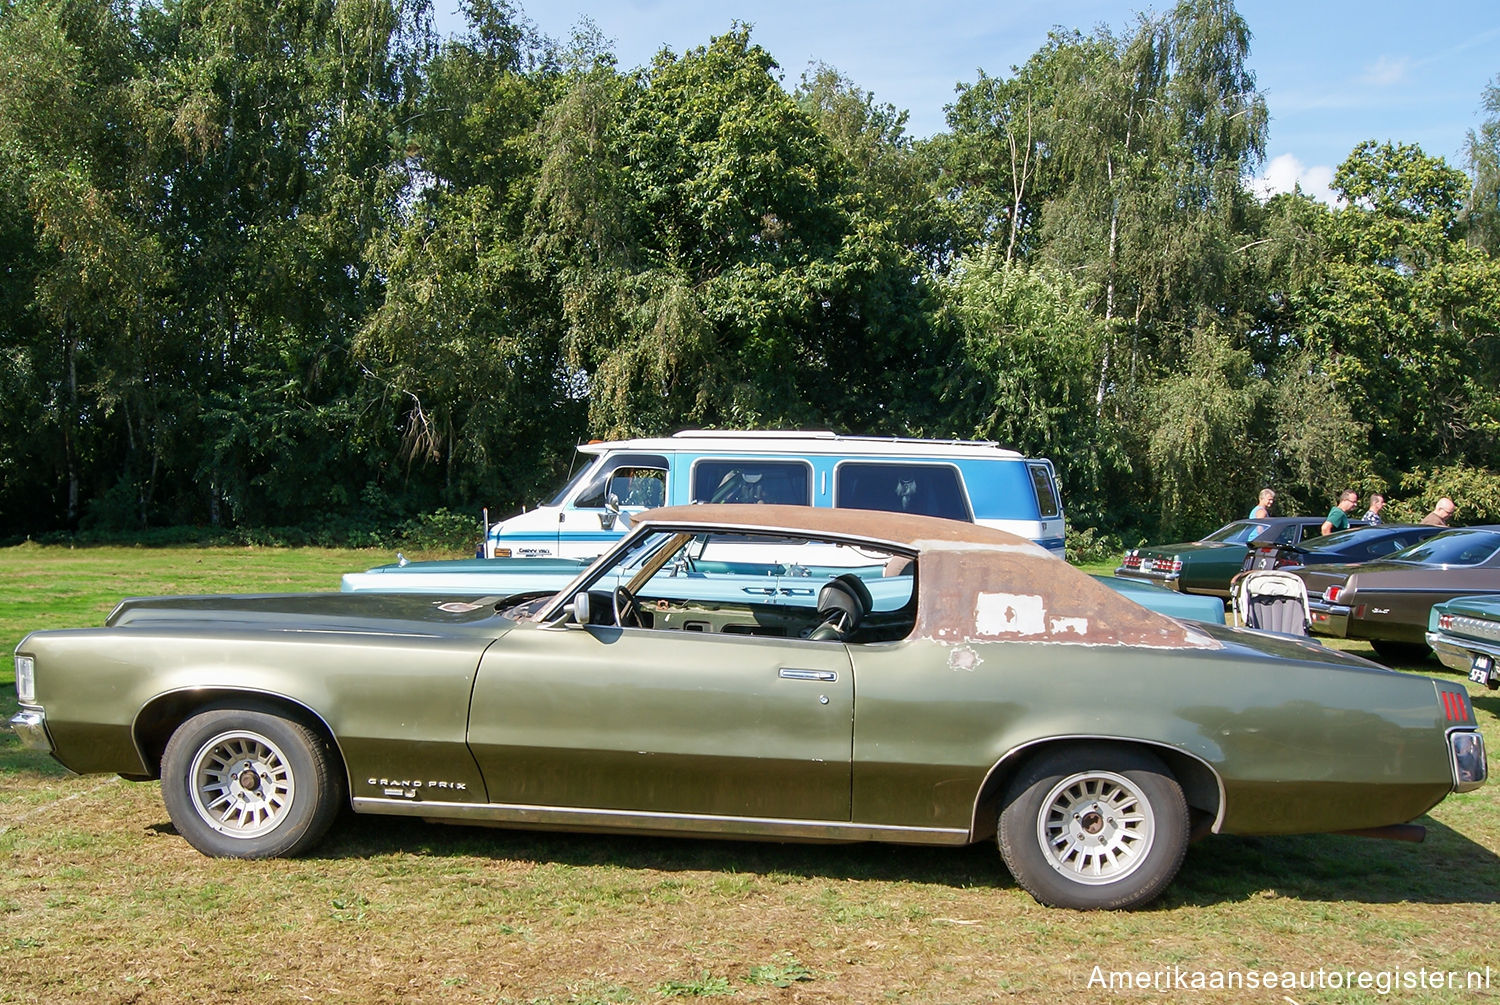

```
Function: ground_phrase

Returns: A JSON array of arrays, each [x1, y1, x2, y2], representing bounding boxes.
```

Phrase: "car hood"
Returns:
[[356, 556, 591, 576], [104, 592, 518, 640]]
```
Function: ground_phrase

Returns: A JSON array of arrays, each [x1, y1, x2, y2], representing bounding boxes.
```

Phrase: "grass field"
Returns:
[[2, 545, 1497, 1004]]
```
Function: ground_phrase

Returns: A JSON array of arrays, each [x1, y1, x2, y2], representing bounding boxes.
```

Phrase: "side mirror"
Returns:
[[602, 493, 633, 531], [567, 591, 591, 625]]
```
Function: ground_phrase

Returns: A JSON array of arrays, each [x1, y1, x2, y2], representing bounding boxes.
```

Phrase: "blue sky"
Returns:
[[435, 1, 1500, 203]]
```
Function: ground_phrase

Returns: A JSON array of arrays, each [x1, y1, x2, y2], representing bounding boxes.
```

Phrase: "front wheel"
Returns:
[[998, 745, 1188, 910], [160, 708, 344, 858]]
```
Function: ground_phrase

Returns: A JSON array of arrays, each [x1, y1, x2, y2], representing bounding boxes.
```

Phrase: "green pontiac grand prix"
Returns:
[[9, 505, 1488, 910]]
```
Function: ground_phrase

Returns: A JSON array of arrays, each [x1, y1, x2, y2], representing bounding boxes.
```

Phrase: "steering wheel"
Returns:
[[614, 586, 645, 628]]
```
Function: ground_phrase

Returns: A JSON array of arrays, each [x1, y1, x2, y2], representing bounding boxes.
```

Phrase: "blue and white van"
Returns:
[[482, 430, 1065, 559]]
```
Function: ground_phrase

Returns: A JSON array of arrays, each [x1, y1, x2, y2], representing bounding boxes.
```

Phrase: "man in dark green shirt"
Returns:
[[1321, 488, 1359, 536]]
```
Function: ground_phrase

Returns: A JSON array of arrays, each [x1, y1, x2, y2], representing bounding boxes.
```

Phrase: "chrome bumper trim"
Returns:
[[8, 709, 51, 752], [1427, 631, 1500, 677]]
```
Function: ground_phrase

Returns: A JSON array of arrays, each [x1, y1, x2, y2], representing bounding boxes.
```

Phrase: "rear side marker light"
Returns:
[[1441, 690, 1472, 724]]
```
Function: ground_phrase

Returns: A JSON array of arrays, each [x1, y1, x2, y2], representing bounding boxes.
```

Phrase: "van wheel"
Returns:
[[161, 708, 343, 858], [998, 745, 1188, 910]]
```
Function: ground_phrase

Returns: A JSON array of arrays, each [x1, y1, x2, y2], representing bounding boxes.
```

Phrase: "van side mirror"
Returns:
[[601, 493, 633, 531]]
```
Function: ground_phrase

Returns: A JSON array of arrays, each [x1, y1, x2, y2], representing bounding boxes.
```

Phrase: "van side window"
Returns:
[[691, 461, 811, 505], [1027, 463, 1060, 519], [574, 454, 669, 509], [835, 463, 970, 520]]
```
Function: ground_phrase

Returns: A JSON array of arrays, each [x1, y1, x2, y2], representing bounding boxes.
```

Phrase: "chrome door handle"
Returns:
[[779, 667, 838, 682]]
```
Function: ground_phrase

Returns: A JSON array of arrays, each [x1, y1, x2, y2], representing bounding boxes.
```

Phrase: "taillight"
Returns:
[[1325, 585, 1343, 603], [1153, 556, 1182, 573], [1122, 552, 1141, 570], [1439, 613, 1454, 630]]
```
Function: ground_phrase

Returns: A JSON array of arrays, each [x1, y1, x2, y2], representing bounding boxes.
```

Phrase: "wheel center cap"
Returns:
[[1079, 808, 1105, 835], [238, 767, 261, 792]]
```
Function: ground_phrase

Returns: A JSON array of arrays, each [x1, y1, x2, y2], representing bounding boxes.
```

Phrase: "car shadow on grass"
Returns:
[[279, 808, 1500, 910]]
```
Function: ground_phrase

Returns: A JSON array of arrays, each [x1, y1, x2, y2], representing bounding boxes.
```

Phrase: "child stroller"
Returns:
[[1231, 569, 1311, 636]]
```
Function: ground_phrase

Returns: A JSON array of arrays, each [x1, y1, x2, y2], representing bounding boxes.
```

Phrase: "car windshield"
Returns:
[[1389, 529, 1500, 566], [1201, 521, 1268, 544], [547, 527, 918, 641]]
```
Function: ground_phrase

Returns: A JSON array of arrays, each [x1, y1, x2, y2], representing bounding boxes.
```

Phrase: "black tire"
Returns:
[[160, 708, 344, 858], [998, 744, 1188, 910], [1370, 639, 1431, 665]]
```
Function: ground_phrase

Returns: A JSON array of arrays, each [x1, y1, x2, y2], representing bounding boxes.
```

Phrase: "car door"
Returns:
[[466, 624, 854, 821]]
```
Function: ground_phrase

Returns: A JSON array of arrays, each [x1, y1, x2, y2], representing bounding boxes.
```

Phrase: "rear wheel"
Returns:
[[998, 745, 1188, 910], [160, 708, 343, 858]]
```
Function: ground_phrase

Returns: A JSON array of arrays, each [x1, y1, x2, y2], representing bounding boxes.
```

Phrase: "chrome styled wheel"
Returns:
[[161, 708, 343, 858], [187, 729, 296, 838], [1036, 770, 1155, 885]]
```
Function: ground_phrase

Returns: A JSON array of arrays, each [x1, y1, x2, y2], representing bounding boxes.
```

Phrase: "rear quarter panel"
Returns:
[[848, 635, 1456, 836]]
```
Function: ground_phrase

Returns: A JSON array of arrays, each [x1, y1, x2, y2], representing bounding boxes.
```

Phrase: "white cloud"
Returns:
[[1360, 54, 1411, 87], [1252, 153, 1337, 205]]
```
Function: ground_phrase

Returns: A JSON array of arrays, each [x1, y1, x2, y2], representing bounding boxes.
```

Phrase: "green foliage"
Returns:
[[0, 0, 1494, 552], [1140, 331, 1269, 540], [1392, 465, 1500, 526]]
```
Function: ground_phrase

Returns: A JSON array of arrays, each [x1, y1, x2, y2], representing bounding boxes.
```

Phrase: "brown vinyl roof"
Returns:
[[637, 505, 1217, 650]]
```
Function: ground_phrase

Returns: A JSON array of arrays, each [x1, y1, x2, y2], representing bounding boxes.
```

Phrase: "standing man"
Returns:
[[1321, 489, 1360, 536], [1362, 493, 1386, 525], [1249, 488, 1275, 519], [1422, 497, 1457, 527]]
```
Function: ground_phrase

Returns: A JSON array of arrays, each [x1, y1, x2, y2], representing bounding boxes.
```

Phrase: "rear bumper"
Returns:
[[1428, 631, 1500, 682], [1307, 599, 1351, 637], [1113, 567, 1183, 592]]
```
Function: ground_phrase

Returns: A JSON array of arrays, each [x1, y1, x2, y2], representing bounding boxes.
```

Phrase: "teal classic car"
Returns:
[[1427, 593, 1500, 688], [10, 506, 1485, 910]]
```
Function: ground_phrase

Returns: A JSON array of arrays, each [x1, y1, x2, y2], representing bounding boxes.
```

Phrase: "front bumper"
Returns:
[[8, 707, 51, 752], [1428, 631, 1500, 686], [1306, 599, 1351, 637]]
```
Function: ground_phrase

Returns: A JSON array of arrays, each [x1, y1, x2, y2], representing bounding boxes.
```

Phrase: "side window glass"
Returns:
[[835, 463, 970, 520], [691, 461, 811, 505], [573, 454, 670, 509], [1027, 463, 1061, 519]]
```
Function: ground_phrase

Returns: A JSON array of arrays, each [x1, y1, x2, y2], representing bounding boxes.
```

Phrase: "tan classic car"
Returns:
[[10, 506, 1487, 910]]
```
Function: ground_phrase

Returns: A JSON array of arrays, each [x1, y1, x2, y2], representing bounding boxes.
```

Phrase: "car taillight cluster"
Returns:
[[1324, 585, 1343, 603], [1120, 552, 1180, 574], [1438, 613, 1454, 630], [1440, 689, 1472, 724]]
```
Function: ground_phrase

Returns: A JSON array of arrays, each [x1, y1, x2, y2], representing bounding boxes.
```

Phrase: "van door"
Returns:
[[556, 453, 669, 559]]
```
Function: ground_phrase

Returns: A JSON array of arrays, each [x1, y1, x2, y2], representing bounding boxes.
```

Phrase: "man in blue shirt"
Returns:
[[1321, 488, 1359, 536]]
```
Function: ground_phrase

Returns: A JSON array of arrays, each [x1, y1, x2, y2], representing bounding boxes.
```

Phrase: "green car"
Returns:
[[10, 505, 1486, 910], [1116, 516, 1332, 597]]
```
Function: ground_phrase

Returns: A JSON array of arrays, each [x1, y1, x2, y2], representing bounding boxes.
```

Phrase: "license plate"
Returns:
[[1470, 654, 1495, 685]]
